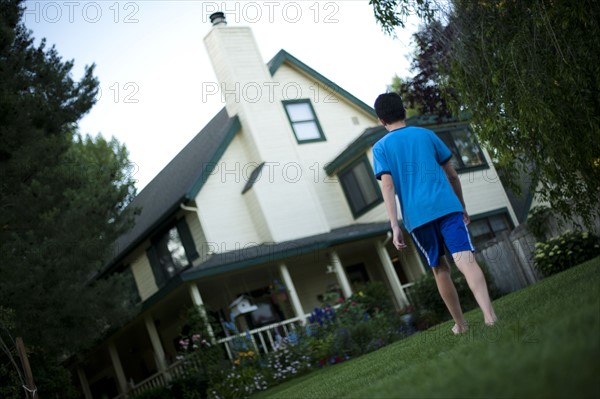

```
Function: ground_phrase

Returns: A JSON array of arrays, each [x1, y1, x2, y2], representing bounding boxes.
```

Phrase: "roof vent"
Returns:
[[210, 12, 227, 26]]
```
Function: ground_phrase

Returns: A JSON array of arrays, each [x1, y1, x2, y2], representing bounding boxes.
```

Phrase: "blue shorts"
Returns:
[[410, 212, 475, 267]]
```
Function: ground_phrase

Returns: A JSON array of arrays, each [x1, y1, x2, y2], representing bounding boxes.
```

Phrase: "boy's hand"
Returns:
[[463, 210, 471, 225], [392, 225, 407, 250]]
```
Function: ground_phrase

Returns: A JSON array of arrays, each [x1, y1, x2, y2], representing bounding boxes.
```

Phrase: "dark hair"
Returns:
[[374, 93, 406, 125]]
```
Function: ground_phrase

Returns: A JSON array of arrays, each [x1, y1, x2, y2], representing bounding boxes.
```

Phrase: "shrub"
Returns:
[[534, 230, 600, 277], [208, 367, 268, 399], [264, 336, 312, 383], [177, 307, 227, 387], [527, 205, 555, 241], [353, 281, 394, 316]]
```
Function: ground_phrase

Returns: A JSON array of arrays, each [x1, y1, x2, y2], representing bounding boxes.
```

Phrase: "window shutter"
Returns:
[[146, 246, 166, 288], [176, 218, 200, 263]]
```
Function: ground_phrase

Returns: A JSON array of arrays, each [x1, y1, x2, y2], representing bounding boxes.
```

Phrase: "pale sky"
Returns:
[[23, 1, 419, 191]]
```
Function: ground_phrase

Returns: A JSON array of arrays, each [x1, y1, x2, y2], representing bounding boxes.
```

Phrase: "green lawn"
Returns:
[[253, 257, 600, 399]]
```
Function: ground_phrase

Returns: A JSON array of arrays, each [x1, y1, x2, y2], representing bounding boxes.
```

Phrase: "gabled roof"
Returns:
[[109, 50, 380, 269], [268, 50, 377, 118], [110, 109, 241, 268]]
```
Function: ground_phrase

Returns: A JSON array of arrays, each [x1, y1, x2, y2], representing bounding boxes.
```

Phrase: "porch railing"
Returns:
[[117, 314, 308, 398], [217, 314, 309, 360]]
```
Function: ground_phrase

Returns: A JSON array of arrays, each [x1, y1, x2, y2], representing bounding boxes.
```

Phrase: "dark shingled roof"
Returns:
[[182, 221, 393, 280], [111, 109, 241, 267]]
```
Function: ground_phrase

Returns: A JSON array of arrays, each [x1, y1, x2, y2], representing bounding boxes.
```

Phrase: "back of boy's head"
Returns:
[[374, 93, 406, 125]]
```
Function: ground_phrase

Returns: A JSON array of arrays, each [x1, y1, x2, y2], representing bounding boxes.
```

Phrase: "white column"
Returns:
[[278, 263, 306, 321], [144, 315, 168, 373], [108, 342, 128, 395], [376, 241, 409, 308], [330, 251, 352, 299], [76, 365, 93, 399], [189, 283, 216, 342]]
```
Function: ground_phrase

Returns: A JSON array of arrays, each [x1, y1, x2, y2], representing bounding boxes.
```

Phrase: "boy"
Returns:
[[372, 93, 497, 334]]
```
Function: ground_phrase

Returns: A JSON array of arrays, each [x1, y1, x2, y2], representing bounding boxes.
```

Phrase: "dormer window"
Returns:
[[282, 99, 326, 143], [147, 219, 199, 287]]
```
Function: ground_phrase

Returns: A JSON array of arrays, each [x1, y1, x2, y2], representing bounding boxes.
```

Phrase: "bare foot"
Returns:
[[452, 323, 469, 335]]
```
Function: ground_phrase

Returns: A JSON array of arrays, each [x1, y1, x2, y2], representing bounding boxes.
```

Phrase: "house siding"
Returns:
[[458, 149, 519, 225], [271, 64, 382, 230], [195, 132, 263, 251], [204, 26, 330, 243]]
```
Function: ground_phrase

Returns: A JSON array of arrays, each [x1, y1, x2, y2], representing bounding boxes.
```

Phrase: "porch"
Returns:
[[77, 232, 426, 398]]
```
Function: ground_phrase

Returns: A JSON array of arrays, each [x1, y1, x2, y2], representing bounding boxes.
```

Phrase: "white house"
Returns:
[[74, 13, 519, 398]]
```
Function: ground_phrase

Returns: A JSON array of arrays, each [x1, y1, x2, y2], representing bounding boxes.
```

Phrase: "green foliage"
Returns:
[[526, 205, 555, 241], [389, 19, 457, 118], [208, 367, 268, 399], [177, 307, 226, 387], [369, 0, 444, 35], [449, 0, 600, 224], [0, 0, 138, 393], [264, 338, 312, 383], [376, 1, 600, 225], [534, 230, 600, 277], [352, 281, 394, 316]]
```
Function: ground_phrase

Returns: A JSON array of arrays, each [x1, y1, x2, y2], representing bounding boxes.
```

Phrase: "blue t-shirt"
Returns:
[[372, 126, 464, 232]]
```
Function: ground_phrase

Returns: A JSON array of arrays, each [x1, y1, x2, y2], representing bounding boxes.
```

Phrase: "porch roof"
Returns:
[[139, 221, 396, 311], [182, 221, 395, 280]]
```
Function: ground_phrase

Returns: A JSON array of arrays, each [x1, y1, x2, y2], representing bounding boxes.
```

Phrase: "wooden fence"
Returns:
[[475, 213, 600, 295]]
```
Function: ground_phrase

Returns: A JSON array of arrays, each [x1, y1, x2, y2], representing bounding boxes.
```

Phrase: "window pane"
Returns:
[[156, 227, 188, 278], [340, 171, 366, 213], [451, 129, 484, 167], [353, 162, 379, 205], [292, 121, 321, 141], [469, 219, 491, 238], [490, 214, 509, 233], [339, 160, 382, 216], [286, 102, 314, 122], [437, 131, 462, 169]]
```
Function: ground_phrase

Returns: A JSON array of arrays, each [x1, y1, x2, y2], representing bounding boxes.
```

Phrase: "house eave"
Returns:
[[325, 126, 387, 176], [268, 50, 377, 119]]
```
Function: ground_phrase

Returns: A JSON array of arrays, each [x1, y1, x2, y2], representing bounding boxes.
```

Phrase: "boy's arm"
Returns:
[[441, 161, 470, 224], [381, 174, 407, 250]]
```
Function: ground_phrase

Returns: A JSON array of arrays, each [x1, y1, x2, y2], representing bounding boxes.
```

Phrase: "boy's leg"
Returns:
[[432, 257, 468, 333], [452, 251, 498, 325]]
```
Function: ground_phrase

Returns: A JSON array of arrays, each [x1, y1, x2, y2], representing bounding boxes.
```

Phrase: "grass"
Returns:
[[252, 256, 600, 399]]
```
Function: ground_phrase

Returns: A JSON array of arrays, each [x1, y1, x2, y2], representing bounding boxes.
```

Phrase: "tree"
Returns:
[[372, 0, 600, 223], [389, 19, 457, 118], [0, 0, 138, 395], [369, 0, 447, 35]]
